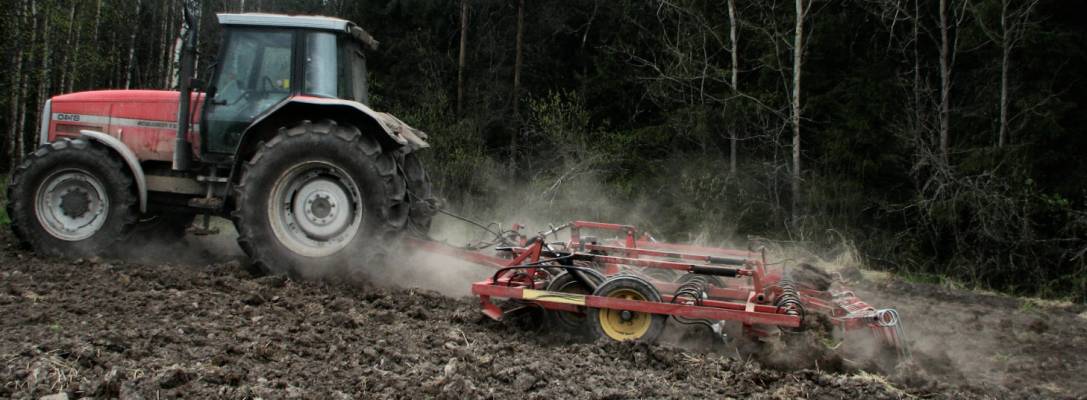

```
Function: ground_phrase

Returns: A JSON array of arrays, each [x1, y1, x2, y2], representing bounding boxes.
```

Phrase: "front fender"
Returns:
[[78, 130, 148, 213]]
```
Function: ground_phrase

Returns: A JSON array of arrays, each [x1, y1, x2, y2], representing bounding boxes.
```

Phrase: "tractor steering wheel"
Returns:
[[261, 76, 276, 91]]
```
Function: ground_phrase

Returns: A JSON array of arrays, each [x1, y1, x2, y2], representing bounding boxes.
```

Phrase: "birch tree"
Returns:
[[16, 0, 40, 161], [790, 0, 808, 215], [8, 0, 28, 164], [511, 0, 525, 116], [938, 0, 951, 163], [510, 0, 525, 170], [59, 3, 76, 94], [935, 0, 969, 163], [456, 0, 468, 117], [973, 0, 1039, 148], [727, 0, 739, 175], [125, 0, 143, 89], [36, 0, 52, 148], [67, 0, 84, 93]]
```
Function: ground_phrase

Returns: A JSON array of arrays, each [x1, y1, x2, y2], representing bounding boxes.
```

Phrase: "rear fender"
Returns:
[[229, 97, 429, 184], [78, 130, 148, 213]]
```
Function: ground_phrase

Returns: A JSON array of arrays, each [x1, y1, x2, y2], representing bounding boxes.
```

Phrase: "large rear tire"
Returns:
[[6, 138, 138, 257], [233, 120, 409, 278]]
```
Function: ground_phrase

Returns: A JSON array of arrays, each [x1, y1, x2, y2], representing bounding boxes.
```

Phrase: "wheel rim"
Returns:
[[598, 288, 653, 341], [268, 161, 364, 257], [34, 169, 110, 241]]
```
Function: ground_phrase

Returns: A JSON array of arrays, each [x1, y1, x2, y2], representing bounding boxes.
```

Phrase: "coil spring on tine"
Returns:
[[672, 275, 708, 306], [775, 276, 805, 320], [671, 275, 716, 331]]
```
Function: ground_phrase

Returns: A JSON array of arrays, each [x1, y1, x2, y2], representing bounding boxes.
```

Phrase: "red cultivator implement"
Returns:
[[412, 220, 909, 358]]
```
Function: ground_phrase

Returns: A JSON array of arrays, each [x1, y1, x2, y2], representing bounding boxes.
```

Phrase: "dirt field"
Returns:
[[2, 228, 1085, 399]]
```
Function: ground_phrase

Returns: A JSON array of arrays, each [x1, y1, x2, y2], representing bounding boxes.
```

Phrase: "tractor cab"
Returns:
[[202, 14, 379, 155]]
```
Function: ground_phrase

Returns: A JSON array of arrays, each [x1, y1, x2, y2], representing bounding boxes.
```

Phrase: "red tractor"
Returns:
[[6, 9, 435, 276]]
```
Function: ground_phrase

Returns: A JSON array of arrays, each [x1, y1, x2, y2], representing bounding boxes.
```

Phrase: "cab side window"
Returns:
[[205, 29, 293, 153]]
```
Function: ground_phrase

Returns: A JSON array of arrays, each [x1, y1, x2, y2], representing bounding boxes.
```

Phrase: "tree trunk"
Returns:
[[456, 0, 468, 117], [913, 0, 921, 144], [510, 0, 525, 172], [92, 0, 101, 43], [791, 0, 805, 216], [159, 2, 170, 88], [8, 0, 27, 164], [37, 1, 52, 151], [125, 0, 143, 89], [91, 0, 102, 89], [68, 2, 84, 93], [18, 0, 40, 158], [994, 0, 1038, 147], [512, 0, 525, 116], [59, 3, 77, 94], [938, 0, 951, 163], [109, 30, 117, 88], [170, 35, 183, 89], [727, 0, 739, 175], [998, 29, 1009, 148]]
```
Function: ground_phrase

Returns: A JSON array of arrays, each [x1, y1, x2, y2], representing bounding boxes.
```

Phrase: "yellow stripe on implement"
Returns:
[[522, 289, 586, 305]]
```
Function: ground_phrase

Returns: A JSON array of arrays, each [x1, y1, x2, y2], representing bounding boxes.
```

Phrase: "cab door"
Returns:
[[202, 29, 295, 155]]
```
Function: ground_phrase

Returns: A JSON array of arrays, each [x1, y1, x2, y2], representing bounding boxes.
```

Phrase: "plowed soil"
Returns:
[[2, 228, 1085, 400]]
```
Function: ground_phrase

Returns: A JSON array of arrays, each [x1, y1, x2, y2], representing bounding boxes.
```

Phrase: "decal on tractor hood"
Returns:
[[52, 113, 197, 131]]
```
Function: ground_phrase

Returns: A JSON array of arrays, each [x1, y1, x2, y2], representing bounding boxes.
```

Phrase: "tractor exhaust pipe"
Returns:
[[173, 2, 199, 171]]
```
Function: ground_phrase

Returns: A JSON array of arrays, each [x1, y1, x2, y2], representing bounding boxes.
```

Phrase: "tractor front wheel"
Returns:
[[233, 120, 409, 278], [6, 138, 138, 257]]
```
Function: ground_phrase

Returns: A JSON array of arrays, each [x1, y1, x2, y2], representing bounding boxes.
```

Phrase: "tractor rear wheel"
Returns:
[[6, 138, 138, 257], [233, 120, 409, 278]]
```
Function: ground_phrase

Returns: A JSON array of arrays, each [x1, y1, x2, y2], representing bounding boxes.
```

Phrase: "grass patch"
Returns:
[[0, 174, 9, 225]]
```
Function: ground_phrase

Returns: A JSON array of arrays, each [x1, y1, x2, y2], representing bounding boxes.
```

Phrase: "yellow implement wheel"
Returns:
[[589, 275, 667, 342]]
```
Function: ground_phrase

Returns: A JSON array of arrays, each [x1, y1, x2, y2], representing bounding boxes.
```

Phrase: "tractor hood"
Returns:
[[45, 89, 206, 162]]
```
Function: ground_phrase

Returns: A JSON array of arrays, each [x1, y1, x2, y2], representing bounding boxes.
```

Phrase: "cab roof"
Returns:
[[218, 13, 351, 31], [217, 13, 379, 50]]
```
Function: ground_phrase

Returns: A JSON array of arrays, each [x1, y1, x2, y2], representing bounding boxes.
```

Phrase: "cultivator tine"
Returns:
[[874, 308, 911, 359]]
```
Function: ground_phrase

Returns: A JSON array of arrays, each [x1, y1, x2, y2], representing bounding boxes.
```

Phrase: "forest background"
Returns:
[[1, 0, 1084, 301]]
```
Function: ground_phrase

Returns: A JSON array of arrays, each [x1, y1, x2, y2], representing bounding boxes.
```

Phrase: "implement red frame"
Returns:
[[410, 220, 907, 355]]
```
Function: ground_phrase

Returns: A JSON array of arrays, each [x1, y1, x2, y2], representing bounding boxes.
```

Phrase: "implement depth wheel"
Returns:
[[546, 269, 605, 335], [589, 275, 667, 343]]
